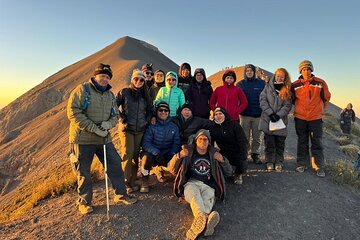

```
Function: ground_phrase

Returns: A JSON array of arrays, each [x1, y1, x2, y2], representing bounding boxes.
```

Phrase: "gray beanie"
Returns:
[[194, 129, 211, 142], [298, 60, 314, 73]]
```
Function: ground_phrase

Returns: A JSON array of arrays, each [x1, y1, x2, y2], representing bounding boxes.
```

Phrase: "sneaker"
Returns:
[[140, 175, 149, 193], [296, 166, 307, 173], [274, 163, 282, 172], [266, 163, 274, 171], [186, 212, 207, 240], [234, 174, 243, 185], [316, 169, 326, 177], [203, 211, 220, 236], [114, 194, 137, 205], [78, 204, 93, 215]]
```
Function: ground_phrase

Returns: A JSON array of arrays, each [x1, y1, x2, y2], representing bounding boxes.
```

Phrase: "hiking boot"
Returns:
[[266, 163, 274, 171], [251, 153, 261, 164], [203, 211, 220, 236], [316, 169, 326, 177], [126, 184, 140, 195], [140, 175, 150, 193], [153, 166, 165, 183], [186, 212, 207, 240], [274, 163, 282, 172], [78, 204, 93, 215], [296, 166, 307, 173], [234, 174, 243, 185], [114, 194, 137, 205]]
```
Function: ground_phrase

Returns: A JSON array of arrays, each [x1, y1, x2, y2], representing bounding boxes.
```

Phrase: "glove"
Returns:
[[269, 113, 281, 123], [94, 127, 108, 138], [101, 121, 112, 130]]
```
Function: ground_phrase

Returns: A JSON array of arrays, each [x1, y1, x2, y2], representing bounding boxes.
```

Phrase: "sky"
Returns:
[[0, 0, 359, 116]]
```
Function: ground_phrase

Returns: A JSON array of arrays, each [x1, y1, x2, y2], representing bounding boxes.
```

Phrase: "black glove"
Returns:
[[269, 113, 281, 123]]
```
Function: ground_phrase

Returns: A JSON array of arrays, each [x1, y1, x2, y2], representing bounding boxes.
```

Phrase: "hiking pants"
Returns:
[[264, 134, 286, 164], [223, 152, 247, 175], [70, 143, 126, 205], [240, 115, 262, 155], [184, 179, 215, 217], [294, 118, 324, 168], [120, 131, 144, 186], [140, 151, 173, 174]]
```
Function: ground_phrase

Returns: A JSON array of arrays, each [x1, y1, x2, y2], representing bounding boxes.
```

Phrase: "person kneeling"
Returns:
[[168, 129, 232, 240]]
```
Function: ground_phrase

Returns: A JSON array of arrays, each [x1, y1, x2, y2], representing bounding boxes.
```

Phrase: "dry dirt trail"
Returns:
[[1, 117, 360, 240]]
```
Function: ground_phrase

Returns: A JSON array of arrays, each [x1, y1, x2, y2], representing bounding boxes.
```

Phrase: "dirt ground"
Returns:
[[1, 118, 360, 240]]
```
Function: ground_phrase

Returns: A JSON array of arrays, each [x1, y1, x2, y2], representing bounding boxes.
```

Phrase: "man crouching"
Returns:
[[168, 129, 232, 240]]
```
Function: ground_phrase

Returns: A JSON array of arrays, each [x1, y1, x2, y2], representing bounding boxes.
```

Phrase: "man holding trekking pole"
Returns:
[[67, 63, 137, 215]]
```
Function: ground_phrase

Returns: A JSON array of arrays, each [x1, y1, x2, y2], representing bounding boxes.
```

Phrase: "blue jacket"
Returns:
[[236, 64, 265, 117], [142, 116, 181, 156]]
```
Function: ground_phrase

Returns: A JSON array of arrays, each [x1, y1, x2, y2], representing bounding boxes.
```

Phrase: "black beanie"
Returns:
[[93, 63, 113, 79], [222, 70, 236, 82], [156, 101, 170, 112], [142, 63, 153, 73], [180, 102, 194, 112]]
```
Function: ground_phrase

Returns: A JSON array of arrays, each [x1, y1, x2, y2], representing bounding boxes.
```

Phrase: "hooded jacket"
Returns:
[[67, 78, 118, 144], [155, 71, 185, 116], [236, 64, 265, 117], [141, 116, 181, 156], [259, 76, 292, 136], [185, 68, 213, 119], [178, 63, 192, 93], [291, 75, 331, 121], [209, 79, 248, 121], [168, 144, 232, 200]]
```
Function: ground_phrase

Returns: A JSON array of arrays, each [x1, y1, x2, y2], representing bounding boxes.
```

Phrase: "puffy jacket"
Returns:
[[340, 109, 355, 124], [259, 77, 292, 136], [209, 82, 248, 121], [155, 73, 185, 116], [185, 78, 213, 119], [291, 75, 331, 121], [149, 82, 165, 102], [142, 116, 181, 156], [116, 86, 152, 134], [172, 115, 212, 145], [168, 144, 232, 200], [67, 78, 118, 144], [209, 113, 248, 160], [236, 65, 265, 117]]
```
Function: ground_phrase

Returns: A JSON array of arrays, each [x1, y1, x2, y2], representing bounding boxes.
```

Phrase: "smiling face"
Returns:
[[132, 77, 145, 88], [274, 70, 285, 83], [245, 67, 254, 78], [167, 77, 177, 88], [154, 72, 164, 83], [196, 135, 209, 151], [214, 111, 225, 123], [94, 74, 110, 86], [195, 73, 204, 83], [181, 107, 192, 120], [225, 76, 234, 85], [157, 107, 169, 120], [181, 68, 190, 78]]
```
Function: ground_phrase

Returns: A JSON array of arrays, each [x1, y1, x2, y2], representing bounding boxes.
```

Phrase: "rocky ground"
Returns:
[[1, 117, 360, 240]]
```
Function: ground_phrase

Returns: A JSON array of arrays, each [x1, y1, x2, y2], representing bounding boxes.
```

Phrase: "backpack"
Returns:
[[81, 82, 116, 115]]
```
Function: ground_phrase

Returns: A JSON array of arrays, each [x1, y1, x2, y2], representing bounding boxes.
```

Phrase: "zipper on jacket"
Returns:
[[135, 98, 140, 132]]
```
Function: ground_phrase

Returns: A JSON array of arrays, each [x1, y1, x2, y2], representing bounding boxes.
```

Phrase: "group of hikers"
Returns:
[[67, 59, 333, 240]]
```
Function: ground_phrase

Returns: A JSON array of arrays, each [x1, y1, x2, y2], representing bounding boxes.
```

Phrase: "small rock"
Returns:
[[306, 189, 311, 193], [31, 217, 38, 224]]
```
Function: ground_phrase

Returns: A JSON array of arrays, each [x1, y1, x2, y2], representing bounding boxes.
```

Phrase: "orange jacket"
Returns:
[[291, 76, 331, 121]]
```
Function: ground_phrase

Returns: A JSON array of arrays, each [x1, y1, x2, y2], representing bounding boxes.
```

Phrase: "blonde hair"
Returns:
[[274, 68, 291, 101]]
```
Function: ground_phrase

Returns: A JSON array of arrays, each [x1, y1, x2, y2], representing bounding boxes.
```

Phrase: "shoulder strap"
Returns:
[[82, 82, 91, 113]]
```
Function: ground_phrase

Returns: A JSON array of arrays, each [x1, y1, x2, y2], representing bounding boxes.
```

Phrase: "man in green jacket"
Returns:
[[67, 63, 136, 214]]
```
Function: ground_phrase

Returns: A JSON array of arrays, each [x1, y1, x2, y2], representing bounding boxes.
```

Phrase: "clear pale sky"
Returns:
[[0, 0, 359, 115]]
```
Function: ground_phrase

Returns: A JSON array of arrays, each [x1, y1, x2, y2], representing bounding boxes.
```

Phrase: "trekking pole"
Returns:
[[103, 136, 110, 221]]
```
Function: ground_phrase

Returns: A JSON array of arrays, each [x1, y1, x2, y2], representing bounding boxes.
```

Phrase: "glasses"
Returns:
[[134, 78, 145, 82], [145, 71, 154, 76], [158, 108, 169, 113], [167, 78, 176, 82]]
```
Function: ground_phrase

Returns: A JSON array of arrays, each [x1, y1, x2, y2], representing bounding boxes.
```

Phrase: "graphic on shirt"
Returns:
[[192, 158, 211, 175]]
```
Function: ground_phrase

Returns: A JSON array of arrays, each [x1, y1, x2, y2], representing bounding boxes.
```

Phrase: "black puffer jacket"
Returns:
[[116, 86, 152, 134], [209, 111, 248, 160]]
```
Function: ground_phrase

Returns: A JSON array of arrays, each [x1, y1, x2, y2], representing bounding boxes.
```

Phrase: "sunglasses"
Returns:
[[145, 71, 154, 76], [158, 108, 169, 113], [167, 78, 176, 82], [134, 78, 145, 82]]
